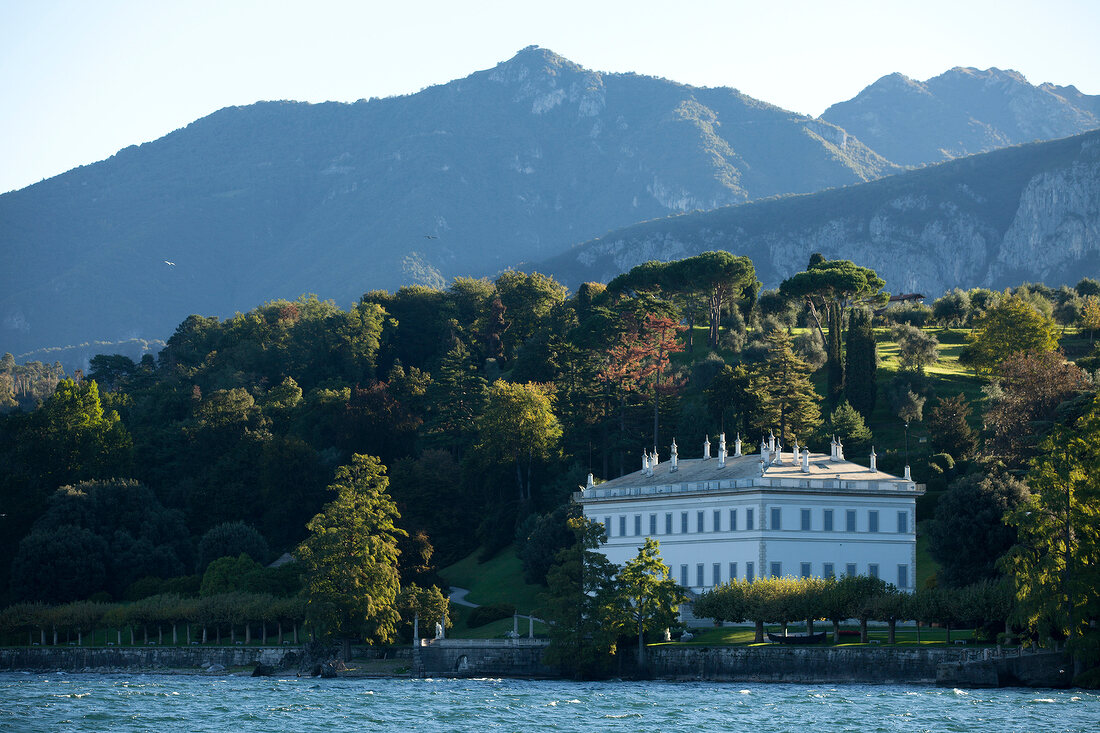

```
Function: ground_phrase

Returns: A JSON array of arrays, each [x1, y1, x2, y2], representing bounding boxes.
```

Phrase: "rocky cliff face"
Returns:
[[822, 67, 1100, 167], [544, 130, 1100, 296]]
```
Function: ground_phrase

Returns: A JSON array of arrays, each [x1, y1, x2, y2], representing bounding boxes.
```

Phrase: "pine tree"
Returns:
[[423, 341, 487, 456], [926, 393, 977, 463], [750, 329, 823, 444], [845, 308, 878, 418]]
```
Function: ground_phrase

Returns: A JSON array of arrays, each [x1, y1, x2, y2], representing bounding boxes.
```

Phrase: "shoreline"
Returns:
[[0, 643, 1073, 688]]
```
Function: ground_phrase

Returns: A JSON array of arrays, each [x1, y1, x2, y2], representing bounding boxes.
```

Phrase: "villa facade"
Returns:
[[574, 433, 923, 595]]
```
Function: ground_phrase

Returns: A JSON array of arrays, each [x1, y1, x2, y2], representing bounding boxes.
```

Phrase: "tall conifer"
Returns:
[[845, 308, 878, 418]]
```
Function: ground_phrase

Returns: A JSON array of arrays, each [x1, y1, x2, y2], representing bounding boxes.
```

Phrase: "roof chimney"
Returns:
[[836, 438, 845, 461], [718, 433, 727, 468], [801, 447, 810, 473], [703, 435, 712, 460], [869, 447, 877, 472], [642, 450, 650, 475], [773, 440, 784, 465], [734, 433, 742, 457], [904, 464, 911, 481], [768, 431, 776, 453], [830, 436, 839, 462], [670, 439, 678, 472]]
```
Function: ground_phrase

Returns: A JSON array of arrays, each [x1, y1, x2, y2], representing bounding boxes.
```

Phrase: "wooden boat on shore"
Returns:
[[767, 631, 827, 644]]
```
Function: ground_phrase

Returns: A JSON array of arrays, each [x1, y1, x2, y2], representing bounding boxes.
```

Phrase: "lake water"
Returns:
[[1, 673, 1097, 732]]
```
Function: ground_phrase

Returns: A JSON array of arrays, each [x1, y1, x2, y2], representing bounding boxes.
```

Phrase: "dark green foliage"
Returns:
[[928, 472, 1030, 588], [466, 603, 517, 628], [932, 289, 972, 326], [517, 503, 582, 586], [1076, 277, 1100, 297], [886, 303, 933, 327], [926, 394, 978, 463], [200, 554, 265, 596], [197, 522, 271, 572], [9, 527, 109, 604], [844, 308, 877, 417], [892, 324, 940, 374], [827, 400, 872, 453], [9, 479, 191, 602], [750, 330, 822, 444]]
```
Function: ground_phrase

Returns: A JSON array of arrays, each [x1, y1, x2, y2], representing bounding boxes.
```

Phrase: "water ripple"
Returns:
[[0, 674, 1097, 732]]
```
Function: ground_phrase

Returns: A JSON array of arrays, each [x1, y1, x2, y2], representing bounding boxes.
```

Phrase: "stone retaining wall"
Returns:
[[0, 646, 297, 673], [413, 639, 554, 678]]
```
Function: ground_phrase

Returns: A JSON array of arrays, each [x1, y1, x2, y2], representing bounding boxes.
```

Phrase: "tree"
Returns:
[[398, 583, 451, 639], [844, 308, 878, 418], [983, 351, 1088, 468], [296, 454, 406, 658], [197, 522, 270, 572], [826, 400, 872, 453], [1002, 395, 1100, 655], [960, 294, 1058, 375], [932, 289, 972, 327], [613, 538, 687, 670], [750, 329, 822, 444], [474, 380, 562, 505], [705, 364, 758, 436], [518, 503, 581, 586], [539, 517, 620, 678], [927, 472, 1030, 587], [780, 259, 887, 403], [8, 526, 109, 604], [422, 340, 487, 456], [926, 394, 977, 464], [892, 324, 939, 374], [199, 553, 265, 596], [1081, 295, 1100, 345]]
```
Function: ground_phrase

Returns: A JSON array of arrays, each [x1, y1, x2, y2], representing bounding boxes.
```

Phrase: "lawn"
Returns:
[[439, 547, 545, 615]]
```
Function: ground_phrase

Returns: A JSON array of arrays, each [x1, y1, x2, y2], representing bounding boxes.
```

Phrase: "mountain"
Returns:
[[821, 67, 1100, 167], [0, 46, 895, 358], [540, 129, 1100, 297]]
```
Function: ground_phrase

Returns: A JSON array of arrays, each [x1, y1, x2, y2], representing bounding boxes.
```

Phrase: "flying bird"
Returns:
[[424, 235, 438, 240], [164, 260, 176, 266]]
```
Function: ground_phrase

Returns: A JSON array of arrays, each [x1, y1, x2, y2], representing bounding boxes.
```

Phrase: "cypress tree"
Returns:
[[845, 308, 878, 419]]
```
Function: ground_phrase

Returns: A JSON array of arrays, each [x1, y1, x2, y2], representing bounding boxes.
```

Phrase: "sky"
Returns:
[[2, 0, 1098, 194]]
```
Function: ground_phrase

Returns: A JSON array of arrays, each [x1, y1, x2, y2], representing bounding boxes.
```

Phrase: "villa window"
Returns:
[[868, 510, 879, 533], [823, 562, 835, 579], [665, 513, 673, 534], [800, 508, 811, 531], [634, 514, 641, 536], [603, 517, 610, 541], [680, 564, 689, 587], [730, 509, 738, 531], [823, 509, 834, 531], [770, 507, 782, 530], [713, 563, 721, 586], [713, 509, 721, 532], [697, 511, 705, 533], [746, 562, 755, 581], [869, 564, 879, 579], [846, 563, 857, 577], [649, 513, 657, 536], [897, 511, 908, 534], [801, 562, 812, 578], [619, 516, 626, 537], [681, 512, 688, 534], [746, 509, 754, 530], [770, 562, 782, 578], [729, 562, 738, 580], [846, 510, 857, 532], [898, 564, 909, 589], [696, 563, 705, 587]]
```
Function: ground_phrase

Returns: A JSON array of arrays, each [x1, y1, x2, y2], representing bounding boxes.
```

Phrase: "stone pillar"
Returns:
[[869, 447, 877, 472], [703, 435, 712, 460], [670, 439, 679, 472], [801, 447, 810, 473], [734, 434, 742, 457], [718, 433, 727, 468]]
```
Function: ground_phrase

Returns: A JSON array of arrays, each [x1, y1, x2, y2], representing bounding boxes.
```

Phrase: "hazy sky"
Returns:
[[2, 0, 1098, 194]]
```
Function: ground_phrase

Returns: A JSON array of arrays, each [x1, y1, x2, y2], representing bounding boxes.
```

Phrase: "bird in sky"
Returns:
[[424, 234, 438, 240], [164, 260, 175, 266]]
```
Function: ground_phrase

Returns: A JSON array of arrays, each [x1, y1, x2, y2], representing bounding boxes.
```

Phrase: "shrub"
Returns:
[[466, 603, 516, 628]]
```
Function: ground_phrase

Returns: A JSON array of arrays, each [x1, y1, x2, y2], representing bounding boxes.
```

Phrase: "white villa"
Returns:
[[574, 433, 923, 594]]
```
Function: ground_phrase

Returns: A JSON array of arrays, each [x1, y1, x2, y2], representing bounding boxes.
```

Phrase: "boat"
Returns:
[[767, 631, 827, 644]]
